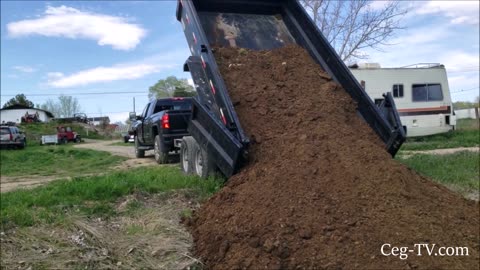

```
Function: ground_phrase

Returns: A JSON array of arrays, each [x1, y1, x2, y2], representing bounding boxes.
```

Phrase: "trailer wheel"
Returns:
[[135, 136, 145, 158], [154, 135, 169, 164], [193, 144, 215, 178], [180, 136, 196, 174]]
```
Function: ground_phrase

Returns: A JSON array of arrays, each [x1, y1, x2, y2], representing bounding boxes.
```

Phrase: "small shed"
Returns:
[[0, 104, 55, 124]]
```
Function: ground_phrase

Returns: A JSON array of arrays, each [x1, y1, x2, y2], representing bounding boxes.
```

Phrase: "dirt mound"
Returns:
[[188, 45, 479, 269]]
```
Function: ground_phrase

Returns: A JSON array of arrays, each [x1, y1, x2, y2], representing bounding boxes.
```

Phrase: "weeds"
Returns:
[[0, 144, 125, 177], [398, 151, 479, 196], [1, 166, 223, 228]]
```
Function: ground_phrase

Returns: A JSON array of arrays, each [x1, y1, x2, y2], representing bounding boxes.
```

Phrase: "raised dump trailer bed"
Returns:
[[176, 0, 406, 177]]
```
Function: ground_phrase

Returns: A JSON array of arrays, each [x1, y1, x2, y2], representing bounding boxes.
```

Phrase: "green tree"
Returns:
[[2, 94, 34, 108], [173, 86, 197, 97], [148, 76, 195, 98], [453, 100, 479, 110]]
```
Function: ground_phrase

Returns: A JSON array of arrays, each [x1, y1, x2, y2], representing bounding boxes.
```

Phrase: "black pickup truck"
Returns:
[[131, 98, 192, 163]]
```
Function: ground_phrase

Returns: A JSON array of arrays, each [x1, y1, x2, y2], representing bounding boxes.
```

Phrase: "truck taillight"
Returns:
[[10, 133, 13, 140], [161, 113, 170, 129]]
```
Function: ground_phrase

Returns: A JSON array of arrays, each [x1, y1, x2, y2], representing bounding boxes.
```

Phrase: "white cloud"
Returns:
[[437, 51, 480, 73], [48, 64, 162, 88], [415, 1, 479, 25], [13, 65, 36, 73], [47, 72, 64, 79], [45, 49, 187, 88], [7, 5, 146, 50]]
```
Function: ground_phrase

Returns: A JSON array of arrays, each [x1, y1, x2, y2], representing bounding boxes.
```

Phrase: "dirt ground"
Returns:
[[0, 191, 201, 269], [399, 146, 479, 158], [0, 139, 159, 193], [188, 45, 479, 269], [1, 140, 200, 269]]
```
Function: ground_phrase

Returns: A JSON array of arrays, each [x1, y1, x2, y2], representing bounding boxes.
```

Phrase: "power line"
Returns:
[[450, 86, 479, 94]]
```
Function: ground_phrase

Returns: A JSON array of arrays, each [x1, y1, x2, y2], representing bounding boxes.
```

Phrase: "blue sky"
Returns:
[[1, 1, 479, 123]]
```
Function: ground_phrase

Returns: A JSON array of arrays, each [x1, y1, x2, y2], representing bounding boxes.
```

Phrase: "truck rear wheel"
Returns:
[[154, 135, 169, 164], [135, 136, 145, 158], [193, 144, 215, 178], [180, 136, 196, 174]]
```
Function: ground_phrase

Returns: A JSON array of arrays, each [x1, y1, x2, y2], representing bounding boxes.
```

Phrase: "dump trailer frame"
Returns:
[[176, 0, 406, 177]]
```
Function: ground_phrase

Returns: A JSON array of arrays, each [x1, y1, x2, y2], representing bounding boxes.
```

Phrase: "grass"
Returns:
[[0, 144, 125, 178], [17, 122, 108, 142], [456, 118, 479, 130], [0, 166, 223, 228], [400, 119, 479, 151], [398, 151, 479, 195]]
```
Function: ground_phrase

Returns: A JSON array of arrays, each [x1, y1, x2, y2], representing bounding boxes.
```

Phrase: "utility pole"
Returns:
[[133, 97, 136, 112]]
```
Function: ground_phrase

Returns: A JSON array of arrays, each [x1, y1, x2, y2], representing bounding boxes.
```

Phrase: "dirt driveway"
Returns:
[[74, 139, 158, 164], [1, 140, 161, 193], [399, 146, 479, 158]]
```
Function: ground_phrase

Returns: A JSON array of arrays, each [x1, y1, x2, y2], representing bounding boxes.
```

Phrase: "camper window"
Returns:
[[427, 84, 443, 101], [412, 83, 443, 102], [392, 84, 404, 98]]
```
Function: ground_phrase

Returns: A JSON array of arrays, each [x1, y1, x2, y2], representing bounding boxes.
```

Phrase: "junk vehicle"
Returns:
[[123, 121, 138, 143], [349, 63, 456, 137], [74, 113, 89, 124], [0, 125, 26, 149], [41, 126, 81, 145], [175, 0, 406, 178], [131, 97, 193, 163]]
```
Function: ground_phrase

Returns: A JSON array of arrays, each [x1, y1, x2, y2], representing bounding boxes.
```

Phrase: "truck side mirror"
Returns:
[[129, 112, 137, 121]]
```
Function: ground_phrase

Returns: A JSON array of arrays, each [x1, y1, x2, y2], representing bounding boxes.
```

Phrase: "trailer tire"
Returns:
[[180, 136, 196, 174], [193, 144, 215, 178], [154, 135, 169, 164], [135, 136, 145, 158]]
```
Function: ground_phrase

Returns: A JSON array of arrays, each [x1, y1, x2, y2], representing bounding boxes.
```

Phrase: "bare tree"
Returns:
[[41, 95, 81, 118], [300, 0, 408, 62]]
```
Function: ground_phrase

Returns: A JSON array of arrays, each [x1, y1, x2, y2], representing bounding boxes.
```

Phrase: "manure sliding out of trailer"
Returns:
[[175, 0, 406, 178]]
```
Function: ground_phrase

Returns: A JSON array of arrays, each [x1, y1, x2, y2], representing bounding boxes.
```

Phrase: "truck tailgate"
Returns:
[[164, 110, 191, 134]]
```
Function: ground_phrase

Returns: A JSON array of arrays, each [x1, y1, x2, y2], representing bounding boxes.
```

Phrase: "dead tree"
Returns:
[[300, 0, 408, 62]]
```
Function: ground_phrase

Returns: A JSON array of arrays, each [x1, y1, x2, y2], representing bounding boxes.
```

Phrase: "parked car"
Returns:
[[0, 126, 26, 149], [122, 133, 134, 143]]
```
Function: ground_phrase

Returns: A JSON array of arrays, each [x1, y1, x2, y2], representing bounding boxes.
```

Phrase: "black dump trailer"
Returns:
[[176, 0, 406, 178]]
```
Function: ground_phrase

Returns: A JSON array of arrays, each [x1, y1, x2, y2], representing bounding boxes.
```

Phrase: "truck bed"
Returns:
[[177, 0, 405, 177]]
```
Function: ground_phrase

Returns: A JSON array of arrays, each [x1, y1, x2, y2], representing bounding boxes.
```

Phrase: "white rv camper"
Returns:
[[349, 63, 456, 137]]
